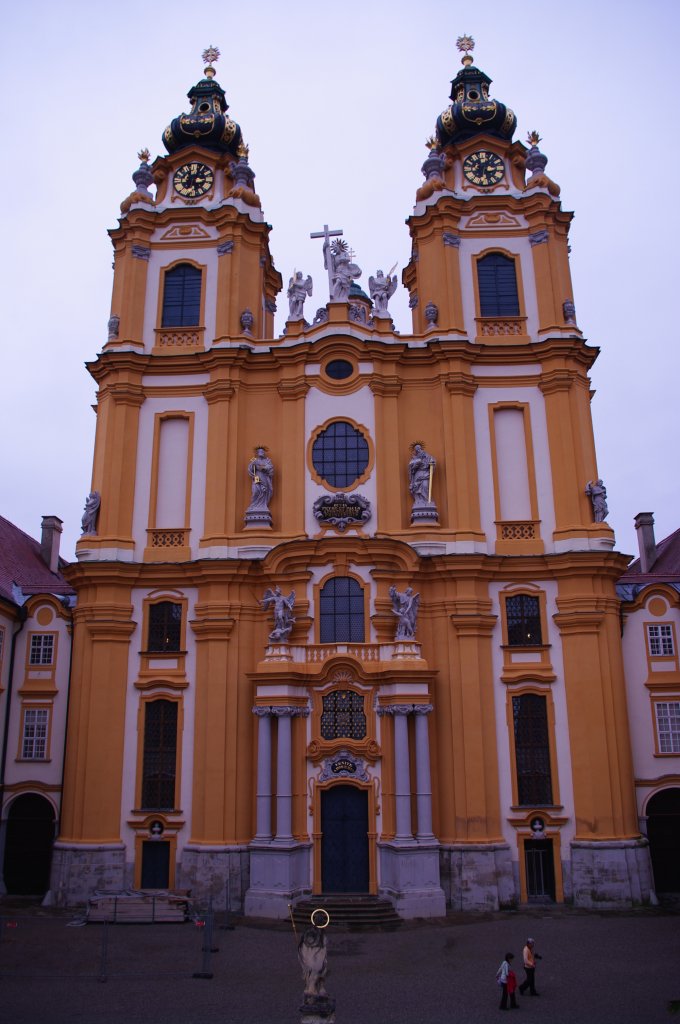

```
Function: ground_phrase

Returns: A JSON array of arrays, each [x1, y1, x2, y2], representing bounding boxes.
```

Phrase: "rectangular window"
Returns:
[[22, 707, 49, 759], [647, 624, 675, 657], [506, 595, 542, 646], [141, 700, 178, 809], [513, 694, 553, 805], [147, 602, 182, 653], [655, 702, 680, 754], [29, 634, 54, 665]]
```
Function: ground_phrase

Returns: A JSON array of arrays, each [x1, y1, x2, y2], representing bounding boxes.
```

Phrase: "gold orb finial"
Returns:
[[526, 130, 542, 147], [456, 34, 475, 66], [137, 148, 151, 164], [202, 45, 220, 78]]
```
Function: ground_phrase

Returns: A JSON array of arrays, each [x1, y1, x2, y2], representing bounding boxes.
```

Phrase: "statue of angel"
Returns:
[[585, 478, 609, 522], [369, 265, 398, 315], [287, 271, 313, 320], [261, 585, 296, 643], [324, 238, 362, 301], [389, 585, 421, 641]]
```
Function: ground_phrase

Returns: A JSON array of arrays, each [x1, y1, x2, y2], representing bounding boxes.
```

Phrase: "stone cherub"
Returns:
[[261, 586, 296, 643]]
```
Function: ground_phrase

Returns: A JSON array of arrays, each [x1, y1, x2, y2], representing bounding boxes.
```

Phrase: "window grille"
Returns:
[[141, 700, 178, 810], [655, 702, 680, 754], [147, 602, 182, 652], [506, 595, 542, 646], [22, 707, 49, 759], [319, 577, 365, 643], [321, 690, 367, 740], [311, 421, 369, 488], [477, 252, 520, 316], [647, 624, 675, 657], [512, 694, 553, 805], [161, 264, 201, 327], [29, 634, 54, 665]]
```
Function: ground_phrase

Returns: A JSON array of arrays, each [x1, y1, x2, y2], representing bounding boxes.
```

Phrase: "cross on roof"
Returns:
[[310, 223, 343, 295]]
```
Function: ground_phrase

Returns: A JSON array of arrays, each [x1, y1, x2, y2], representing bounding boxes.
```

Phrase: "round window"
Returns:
[[311, 421, 370, 488], [325, 359, 354, 381]]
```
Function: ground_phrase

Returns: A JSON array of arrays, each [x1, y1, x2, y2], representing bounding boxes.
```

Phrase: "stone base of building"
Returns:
[[378, 840, 446, 918], [50, 842, 128, 905], [569, 838, 656, 907], [179, 845, 250, 914], [244, 841, 312, 918], [439, 842, 516, 911]]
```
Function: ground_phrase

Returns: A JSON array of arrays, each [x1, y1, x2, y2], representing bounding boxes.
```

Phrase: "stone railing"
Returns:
[[475, 316, 527, 337]]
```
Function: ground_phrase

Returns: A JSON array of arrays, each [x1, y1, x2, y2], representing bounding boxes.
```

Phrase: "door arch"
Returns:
[[646, 788, 680, 893], [2, 793, 55, 895], [320, 785, 369, 893]]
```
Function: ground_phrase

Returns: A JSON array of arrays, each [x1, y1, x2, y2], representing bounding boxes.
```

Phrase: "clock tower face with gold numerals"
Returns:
[[462, 150, 505, 187], [173, 161, 214, 199]]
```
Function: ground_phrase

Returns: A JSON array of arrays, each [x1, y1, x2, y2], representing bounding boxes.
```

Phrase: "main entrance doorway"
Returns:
[[647, 788, 680, 893], [321, 785, 369, 893], [2, 793, 55, 895]]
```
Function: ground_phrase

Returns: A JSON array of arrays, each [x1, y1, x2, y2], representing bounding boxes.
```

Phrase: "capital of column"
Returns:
[[270, 704, 310, 718], [252, 705, 273, 717], [412, 703, 434, 716], [377, 703, 416, 717]]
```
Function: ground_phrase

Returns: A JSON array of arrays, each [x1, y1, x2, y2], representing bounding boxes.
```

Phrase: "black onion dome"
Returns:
[[436, 58, 516, 146], [163, 64, 243, 156]]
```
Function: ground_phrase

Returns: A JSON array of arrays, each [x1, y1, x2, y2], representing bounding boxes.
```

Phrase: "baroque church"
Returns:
[[45, 41, 657, 917]]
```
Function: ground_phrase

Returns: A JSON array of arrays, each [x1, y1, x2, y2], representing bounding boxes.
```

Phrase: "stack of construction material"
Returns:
[[87, 889, 189, 923]]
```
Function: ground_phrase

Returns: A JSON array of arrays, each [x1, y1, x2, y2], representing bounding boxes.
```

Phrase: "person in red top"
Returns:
[[519, 937, 542, 996]]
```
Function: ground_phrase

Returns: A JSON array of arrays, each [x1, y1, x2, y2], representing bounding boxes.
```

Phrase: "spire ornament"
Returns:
[[202, 45, 220, 77], [456, 34, 475, 66]]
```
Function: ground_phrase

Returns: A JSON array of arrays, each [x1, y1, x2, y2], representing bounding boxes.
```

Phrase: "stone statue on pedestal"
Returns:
[[298, 925, 335, 1022], [81, 491, 101, 535], [325, 238, 362, 302], [287, 272, 313, 320], [408, 443, 439, 524], [261, 586, 296, 643], [389, 585, 421, 641], [585, 478, 609, 522], [244, 447, 274, 527], [368, 267, 398, 316]]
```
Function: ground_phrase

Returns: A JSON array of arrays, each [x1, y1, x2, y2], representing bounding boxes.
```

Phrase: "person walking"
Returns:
[[519, 936, 541, 996], [497, 952, 519, 1010]]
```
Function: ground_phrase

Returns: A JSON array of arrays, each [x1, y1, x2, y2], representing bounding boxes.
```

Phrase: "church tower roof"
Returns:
[[162, 46, 243, 157], [436, 35, 516, 146]]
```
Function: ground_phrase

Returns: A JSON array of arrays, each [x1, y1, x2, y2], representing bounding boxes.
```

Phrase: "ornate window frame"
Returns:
[[307, 416, 375, 492], [499, 584, 554, 683]]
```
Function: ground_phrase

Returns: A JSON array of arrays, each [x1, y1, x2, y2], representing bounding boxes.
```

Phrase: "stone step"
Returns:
[[292, 894, 402, 931]]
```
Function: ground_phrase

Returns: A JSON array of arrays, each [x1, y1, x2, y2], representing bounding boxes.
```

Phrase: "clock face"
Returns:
[[173, 162, 214, 198], [463, 151, 505, 187]]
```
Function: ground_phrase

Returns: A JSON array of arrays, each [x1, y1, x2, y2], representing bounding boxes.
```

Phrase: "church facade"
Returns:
[[51, 43, 655, 917]]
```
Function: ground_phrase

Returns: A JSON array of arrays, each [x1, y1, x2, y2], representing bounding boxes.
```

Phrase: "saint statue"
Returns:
[[389, 585, 421, 641], [408, 444, 435, 505], [286, 271, 313, 320], [247, 448, 274, 512], [81, 491, 101, 535], [298, 925, 334, 1015], [368, 266, 398, 316], [261, 586, 296, 643], [324, 237, 362, 302], [585, 479, 609, 522]]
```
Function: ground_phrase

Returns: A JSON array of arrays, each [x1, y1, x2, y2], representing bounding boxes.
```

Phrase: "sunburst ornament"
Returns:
[[202, 45, 220, 77], [137, 148, 151, 163], [526, 130, 542, 147], [456, 34, 475, 65]]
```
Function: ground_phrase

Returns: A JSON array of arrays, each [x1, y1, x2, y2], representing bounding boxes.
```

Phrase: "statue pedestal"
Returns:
[[264, 643, 293, 662], [244, 508, 272, 529], [410, 502, 439, 525], [299, 996, 336, 1023], [392, 641, 422, 660]]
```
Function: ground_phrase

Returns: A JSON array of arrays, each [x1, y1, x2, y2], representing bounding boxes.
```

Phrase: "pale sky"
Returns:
[[1, 0, 678, 562]]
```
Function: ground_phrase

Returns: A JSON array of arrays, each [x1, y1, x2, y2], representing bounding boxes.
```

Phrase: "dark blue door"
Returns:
[[321, 785, 369, 893], [141, 841, 170, 888]]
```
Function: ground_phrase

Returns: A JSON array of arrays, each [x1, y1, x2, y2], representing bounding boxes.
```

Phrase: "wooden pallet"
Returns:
[[87, 890, 189, 923]]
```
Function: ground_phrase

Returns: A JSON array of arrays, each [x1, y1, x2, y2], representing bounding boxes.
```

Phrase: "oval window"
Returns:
[[325, 359, 354, 381]]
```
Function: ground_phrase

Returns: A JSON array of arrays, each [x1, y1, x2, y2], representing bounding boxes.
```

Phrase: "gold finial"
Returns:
[[202, 45, 220, 78], [425, 135, 438, 151], [456, 34, 475, 66], [137, 148, 151, 163], [237, 141, 250, 159], [526, 130, 542, 147]]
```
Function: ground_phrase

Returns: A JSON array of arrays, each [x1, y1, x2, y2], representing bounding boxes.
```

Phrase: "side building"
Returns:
[[0, 516, 74, 897], [52, 45, 654, 916]]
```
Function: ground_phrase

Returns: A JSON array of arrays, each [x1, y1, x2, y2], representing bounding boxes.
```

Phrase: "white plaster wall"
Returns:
[[120, 587, 199, 859], [458, 235, 539, 341], [488, 579, 576, 851], [473, 384, 556, 548], [142, 244, 219, 351], [304, 385, 377, 538], [621, 596, 680, 790], [131, 395, 208, 559]]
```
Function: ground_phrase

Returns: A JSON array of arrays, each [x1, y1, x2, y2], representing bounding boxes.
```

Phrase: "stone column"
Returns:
[[413, 704, 435, 841], [272, 708, 294, 842], [253, 707, 273, 841], [392, 705, 414, 842]]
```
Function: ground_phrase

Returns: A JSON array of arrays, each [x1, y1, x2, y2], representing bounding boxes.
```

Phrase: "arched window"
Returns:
[[148, 601, 182, 652], [319, 577, 365, 643], [477, 253, 520, 316], [512, 694, 553, 805], [161, 263, 202, 327], [141, 699, 178, 810]]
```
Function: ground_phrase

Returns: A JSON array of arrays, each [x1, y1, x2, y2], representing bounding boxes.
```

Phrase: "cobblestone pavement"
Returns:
[[0, 902, 678, 1024]]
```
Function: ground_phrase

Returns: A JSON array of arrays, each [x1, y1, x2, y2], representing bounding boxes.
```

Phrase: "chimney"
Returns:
[[40, 516, 63, 574], [634, 512, 657, 574]]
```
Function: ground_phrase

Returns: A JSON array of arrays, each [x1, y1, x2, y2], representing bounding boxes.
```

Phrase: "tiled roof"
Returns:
[[0, 515, 74, 606], [619, 526, 680, 584]]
